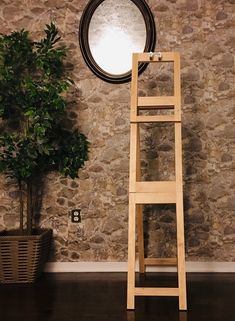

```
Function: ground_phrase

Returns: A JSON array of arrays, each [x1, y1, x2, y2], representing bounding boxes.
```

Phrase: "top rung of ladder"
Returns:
[[138, 51, 178, 62], [130, 52, 181, 123]]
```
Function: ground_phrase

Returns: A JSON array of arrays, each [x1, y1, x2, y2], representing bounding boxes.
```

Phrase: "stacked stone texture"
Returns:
[[0, 0, 234, 262]]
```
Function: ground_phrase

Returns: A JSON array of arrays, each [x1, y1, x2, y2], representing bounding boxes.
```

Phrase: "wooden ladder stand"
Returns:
[[127, 52, 187, 310]]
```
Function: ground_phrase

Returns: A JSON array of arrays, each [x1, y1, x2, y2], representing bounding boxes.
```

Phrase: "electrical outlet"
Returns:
[[71, 209, 81, 223]]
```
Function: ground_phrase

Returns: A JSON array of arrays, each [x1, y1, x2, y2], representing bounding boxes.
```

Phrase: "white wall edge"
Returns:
[[45, 261, 235, 273]]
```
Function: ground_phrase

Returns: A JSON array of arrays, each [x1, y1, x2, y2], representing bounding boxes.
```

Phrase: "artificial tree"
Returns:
[[0, 23, 89, 236]]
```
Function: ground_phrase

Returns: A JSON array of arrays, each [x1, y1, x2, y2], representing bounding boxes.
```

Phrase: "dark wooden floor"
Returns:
[[0, 272, 234, 321]]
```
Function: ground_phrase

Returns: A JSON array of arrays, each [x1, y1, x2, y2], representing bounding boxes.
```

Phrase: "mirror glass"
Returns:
[[88, 0, 146, 75], [79, 0, 156, 83]]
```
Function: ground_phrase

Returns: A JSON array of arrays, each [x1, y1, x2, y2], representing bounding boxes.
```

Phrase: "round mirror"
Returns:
[[79, 0, 156, 84]]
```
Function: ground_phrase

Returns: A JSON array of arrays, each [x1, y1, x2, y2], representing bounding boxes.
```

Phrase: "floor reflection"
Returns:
[[126, 310, 187, 321]]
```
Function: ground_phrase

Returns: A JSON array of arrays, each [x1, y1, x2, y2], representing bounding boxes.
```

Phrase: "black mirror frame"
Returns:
[[79, 0, 156, 84]]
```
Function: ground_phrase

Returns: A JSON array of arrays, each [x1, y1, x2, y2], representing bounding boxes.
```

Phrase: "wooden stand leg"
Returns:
[[137, 204, 145, 273], [176, 205, 187, 310], [175, 123, 187, 311], [127, 194, 136, 310]]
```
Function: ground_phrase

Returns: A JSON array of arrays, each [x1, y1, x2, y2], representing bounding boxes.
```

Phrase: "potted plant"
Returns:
[[0, 23, 89, 283]]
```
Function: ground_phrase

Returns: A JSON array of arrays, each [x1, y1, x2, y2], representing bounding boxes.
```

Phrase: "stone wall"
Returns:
[[0, 0, 234, 262]]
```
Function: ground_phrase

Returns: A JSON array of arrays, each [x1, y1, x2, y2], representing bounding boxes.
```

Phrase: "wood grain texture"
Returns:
[[127, 52, 187, 310]]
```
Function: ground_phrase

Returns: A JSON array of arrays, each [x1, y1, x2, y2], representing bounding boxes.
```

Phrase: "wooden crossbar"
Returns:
[[144, 258, 177, 266], [133, 181, 176, 193], [138, 96, 176, 107], [137, 51, 177, 62], [134, 192, 176, 204], [135, 287, 179, 296], [131, 115, 179, 123], [127, 52, 187, 311]]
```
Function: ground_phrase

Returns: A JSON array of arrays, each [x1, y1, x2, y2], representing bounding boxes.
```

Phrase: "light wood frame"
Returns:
[[127, 52, 187, 310]]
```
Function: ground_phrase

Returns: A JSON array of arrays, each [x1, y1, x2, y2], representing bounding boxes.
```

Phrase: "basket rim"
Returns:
[[0, 228, 52, 241]]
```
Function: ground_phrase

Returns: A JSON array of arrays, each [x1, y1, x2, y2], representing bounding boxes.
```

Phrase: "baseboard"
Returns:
[[45, 261, 235, 273]]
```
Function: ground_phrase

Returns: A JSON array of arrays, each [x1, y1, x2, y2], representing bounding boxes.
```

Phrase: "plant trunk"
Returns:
[[26, 179, 33, 235], [18, 179, 24, 235]]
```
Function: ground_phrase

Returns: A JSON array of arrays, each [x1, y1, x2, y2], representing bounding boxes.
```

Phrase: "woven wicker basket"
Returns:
[[0, 229, 52, 283]]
